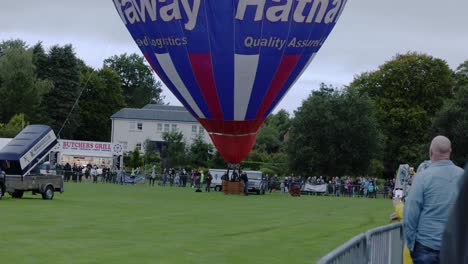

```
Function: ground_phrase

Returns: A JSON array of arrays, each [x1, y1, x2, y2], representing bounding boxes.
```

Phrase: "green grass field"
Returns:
[[0, 183, 392, 263]]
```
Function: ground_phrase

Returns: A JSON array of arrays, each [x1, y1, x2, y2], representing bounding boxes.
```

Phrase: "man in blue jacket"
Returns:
[[403, 136, 464, 264]]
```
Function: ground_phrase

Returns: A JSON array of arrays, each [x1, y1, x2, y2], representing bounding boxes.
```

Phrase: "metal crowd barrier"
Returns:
[[317, 223, 404, 264], [367, 223, 404, 264], [317, 233, 367, 264]]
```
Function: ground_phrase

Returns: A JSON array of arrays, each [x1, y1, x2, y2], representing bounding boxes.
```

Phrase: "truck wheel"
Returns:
[[214, 186, 220, 192], [0, 183, 4, 199], [12, 191, 24, 199], [42, 186, 54, 200]]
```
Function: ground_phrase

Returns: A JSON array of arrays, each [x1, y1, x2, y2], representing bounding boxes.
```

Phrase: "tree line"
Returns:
[[250, 53, 467, 178], [0, 39, 163, 141], [1, 39, 467, 178]]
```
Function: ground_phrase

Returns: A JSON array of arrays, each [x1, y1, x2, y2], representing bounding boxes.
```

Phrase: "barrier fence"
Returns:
[[317, 223, 403, 264]]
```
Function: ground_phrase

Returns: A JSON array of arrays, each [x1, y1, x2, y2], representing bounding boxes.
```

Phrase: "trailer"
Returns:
[[0, 125, 63, 200]]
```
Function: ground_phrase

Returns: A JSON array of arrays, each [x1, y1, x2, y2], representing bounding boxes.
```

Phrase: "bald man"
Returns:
[[403, 136, 464, 264]]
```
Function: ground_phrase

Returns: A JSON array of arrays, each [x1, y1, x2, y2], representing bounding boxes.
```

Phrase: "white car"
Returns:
[[39, 162, 57, 175]]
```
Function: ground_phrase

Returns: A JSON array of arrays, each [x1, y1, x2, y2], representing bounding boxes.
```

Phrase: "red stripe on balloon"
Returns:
[[198, 118, 265, 135], [189, 53, 223, 119], [209, 133, 257, 164], [255, 54, 301, 119]]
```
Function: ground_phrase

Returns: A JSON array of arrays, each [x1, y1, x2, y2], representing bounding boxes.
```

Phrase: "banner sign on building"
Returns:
[[57, 140, 123, 158]]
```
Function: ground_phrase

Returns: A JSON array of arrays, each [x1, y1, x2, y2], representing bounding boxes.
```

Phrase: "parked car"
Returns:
[[244, 170, 266, 195], [39, 161, 57, 175]]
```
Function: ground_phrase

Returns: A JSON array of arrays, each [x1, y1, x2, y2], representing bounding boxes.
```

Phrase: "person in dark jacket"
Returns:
[[240, 171, 248, 195], [205, 171, 212, 192], [439, 165, 468, 264]]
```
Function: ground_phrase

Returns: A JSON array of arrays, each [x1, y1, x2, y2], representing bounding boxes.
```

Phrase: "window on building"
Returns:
[[164, 124, 170, 132], [137, 122, 143, 130], [157, 123, 162, 132], [192, 125, 197, 133], [171, 124, 177, 132], [129, 121, 136, 130], [136, 143, 142, 151], [199, 126, 205, 134]]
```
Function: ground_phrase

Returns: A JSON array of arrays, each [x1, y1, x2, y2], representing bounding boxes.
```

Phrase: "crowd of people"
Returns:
[[58, 163, 115, 183], [56, 163, 398, 199], [264, 175, 394, 198]]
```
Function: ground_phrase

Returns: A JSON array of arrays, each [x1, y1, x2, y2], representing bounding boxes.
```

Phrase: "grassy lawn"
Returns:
[[0, 183, 392, 264]]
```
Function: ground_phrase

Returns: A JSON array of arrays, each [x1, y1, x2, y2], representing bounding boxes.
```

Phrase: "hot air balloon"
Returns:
[[112, 0, 347, 164]]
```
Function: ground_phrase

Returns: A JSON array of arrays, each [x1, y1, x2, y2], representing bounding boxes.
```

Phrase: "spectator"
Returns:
[[174, 172, 180, 187], [335, 177, 341, 197], [240, 171, 248, 196], [439, 165, 468, 264], [270, 174, 279, 193], [367, 181, 375, 198], [91, 166, 98, 183], [403, 136, 464, 264], [205, 171, 212, 192], [149, 165, 156, 186]]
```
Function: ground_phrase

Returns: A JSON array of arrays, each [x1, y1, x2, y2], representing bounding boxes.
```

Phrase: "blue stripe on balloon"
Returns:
[[263, 20, 338, 117], [205, 0, 235, 120], [243, 0, 298, 120]]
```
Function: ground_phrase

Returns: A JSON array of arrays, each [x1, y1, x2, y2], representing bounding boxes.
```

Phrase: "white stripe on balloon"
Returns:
[[155, 53, 205, 118], [234, 54, 260, 120]]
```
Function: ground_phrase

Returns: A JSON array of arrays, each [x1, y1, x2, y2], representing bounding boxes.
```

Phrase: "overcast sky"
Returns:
[[1, 0, 467, 114]]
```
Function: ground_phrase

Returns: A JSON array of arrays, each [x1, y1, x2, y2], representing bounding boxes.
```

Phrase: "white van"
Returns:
[[208, 169, 231, 191]]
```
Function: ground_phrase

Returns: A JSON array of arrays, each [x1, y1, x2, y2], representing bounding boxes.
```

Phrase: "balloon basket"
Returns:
[[222, 181, 244, 195]]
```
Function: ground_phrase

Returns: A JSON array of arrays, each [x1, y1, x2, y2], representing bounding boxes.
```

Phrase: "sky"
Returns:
[[1, 0, 467, 114]]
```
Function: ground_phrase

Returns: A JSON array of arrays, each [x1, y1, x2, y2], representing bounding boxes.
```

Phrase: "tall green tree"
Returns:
[[455, 60, 468, 90], [75, 65, 126, 141], [0, 43, 51, 123], [104, 53, 164, 108], [349, 52, 455, 176], [188, 134, 213, 168], [255, 110, 291, 153], [255, 125, 281, 153], [431, 85, 468, 166], [161, 131, 186, 168], [41, 45, 82, 138], [0, 39, 28, 52], [287, 84, 382, 177], [208, 151, 226, 169], [31, 42, 49, 80], [0, 113, 27, 138]]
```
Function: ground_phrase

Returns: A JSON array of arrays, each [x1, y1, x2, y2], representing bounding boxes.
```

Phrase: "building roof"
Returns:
[[142, 104, 187, 111], [111, 105, 197, 122]]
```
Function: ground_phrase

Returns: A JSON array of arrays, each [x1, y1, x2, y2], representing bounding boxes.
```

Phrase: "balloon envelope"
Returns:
[[113, 0, 347, 163]]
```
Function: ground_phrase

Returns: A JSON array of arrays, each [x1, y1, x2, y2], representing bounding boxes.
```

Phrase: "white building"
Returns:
[[111, 104, 212, 153]]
